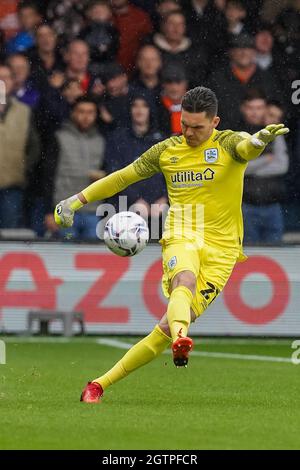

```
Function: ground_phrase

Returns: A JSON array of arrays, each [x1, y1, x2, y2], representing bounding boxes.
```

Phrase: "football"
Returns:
[[104, 211, 149, 257]]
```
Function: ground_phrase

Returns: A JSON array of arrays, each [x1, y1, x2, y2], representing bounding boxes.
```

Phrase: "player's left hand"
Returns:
[[54, 199, 75, 228], [253, 124, 290, 147]]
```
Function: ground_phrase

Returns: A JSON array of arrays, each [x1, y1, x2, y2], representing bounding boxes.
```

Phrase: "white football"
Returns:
[[104, 211, 149, 257]]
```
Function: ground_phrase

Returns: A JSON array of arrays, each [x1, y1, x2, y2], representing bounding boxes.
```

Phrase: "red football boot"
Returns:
[[80, 381, 103, 403], [172, 336, 193, 367]]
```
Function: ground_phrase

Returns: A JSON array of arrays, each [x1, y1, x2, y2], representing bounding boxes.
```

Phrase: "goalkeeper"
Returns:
[[54, 87, 289, 403]]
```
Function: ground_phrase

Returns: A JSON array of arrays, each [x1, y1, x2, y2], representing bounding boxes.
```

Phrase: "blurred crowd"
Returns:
[[0, 0, 299, 243]]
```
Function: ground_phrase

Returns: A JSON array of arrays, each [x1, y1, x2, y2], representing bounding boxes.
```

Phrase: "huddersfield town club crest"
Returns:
[[168, 256, 177, 270], [204, 148, 218, 163]]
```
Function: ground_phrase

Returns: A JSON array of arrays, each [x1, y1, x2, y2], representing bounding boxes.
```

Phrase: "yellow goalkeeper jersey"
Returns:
[[82, 128, 249, 259], [132, 129, 247, 258]]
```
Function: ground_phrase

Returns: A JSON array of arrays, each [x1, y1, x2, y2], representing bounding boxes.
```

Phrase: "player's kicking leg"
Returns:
[[81, 268, 197, 402], [80, 321, 172, 403], [81, 307, 196, 403]]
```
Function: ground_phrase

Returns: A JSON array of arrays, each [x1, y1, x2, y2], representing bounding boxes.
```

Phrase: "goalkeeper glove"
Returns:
[[54, 195, 83, 228], [251, 124, 289, 148]]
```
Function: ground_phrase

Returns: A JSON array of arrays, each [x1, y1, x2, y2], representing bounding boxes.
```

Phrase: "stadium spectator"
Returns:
[[273, 0, 300, 48], [41, 39, 93, 99], [33, 51, 84, 139], [105, 95, 167, 220], [156, 0, 182, 18], [63, 39, 91, 92], [46, 0, 90, 46], [35, 77, 84, 142], [240, 92, 289, 244], [130, 44, 162, 118], [152, 0, 182, 29], [208, 33, 281, 129], [0, 64, 40, 229], [255, 26, 291, 105], [265, 100, 288, 127], [224, 0, 248, 38], [273, 0, 300, 82], [6, 1, 42, 54], [260, 0, 289, 24], [111, 0, 153, 72], [180, 0, 228, 60], [240, 0, 264, 33], [158, 64, 188, 135], [99, 62, 131, 130], [28, 78, 84, 236], [44, 96, 106, 240], [255, 26, 281, 72], [28, 23, 64, 91], [79, 0, 119, 71], [151, 11, 208, 87], [213, 0, 227, 11], [237, 88, 267, 132], [7, 53, 40, 108], [0, 0, 19, 40]]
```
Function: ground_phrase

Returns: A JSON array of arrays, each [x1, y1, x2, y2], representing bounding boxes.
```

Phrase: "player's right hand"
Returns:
[[253, 124, 289, 147], [54, 199, 75, 228]]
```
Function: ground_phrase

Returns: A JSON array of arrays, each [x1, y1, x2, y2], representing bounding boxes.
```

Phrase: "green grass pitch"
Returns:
[[0, 337, 299, 450]]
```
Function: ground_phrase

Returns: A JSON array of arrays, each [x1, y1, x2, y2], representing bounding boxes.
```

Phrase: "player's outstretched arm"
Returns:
[[236, 124, 289, 162], [54, 137, 175, 228], [54, 163, 144, 228]]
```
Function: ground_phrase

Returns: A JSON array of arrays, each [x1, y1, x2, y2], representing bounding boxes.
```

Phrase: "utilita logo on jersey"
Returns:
[[171, 168, 215, 187]]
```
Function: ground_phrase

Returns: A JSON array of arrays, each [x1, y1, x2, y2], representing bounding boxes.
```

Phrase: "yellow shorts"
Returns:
[[161, 239, 239, 318]]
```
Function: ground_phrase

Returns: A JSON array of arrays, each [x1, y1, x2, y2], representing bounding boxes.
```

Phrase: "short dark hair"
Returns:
[[6, 52, 29, 63], [241, 88, 266, 103], [72, 95, 98, 110], [161, 10, 185, 26], [17, 1, 41, 14], [267, 99, 284, 109], [158, 0, 180, 4], [181, 86, 218, 117], [87, 0, 111, 11], [226, 0, 246, 10], [36, 22, 55, 33], [61, 78, 81, 91], [267, 99, 285, 116]]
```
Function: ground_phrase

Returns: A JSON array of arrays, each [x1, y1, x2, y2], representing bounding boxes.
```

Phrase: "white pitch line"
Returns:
[[96, 338, 135, 349], [2, 336, 73, 343], [192, 339, 294, 346], [96, 338, 292, 364], [98, 337, 295, 347], [191, 351, 291, 363]]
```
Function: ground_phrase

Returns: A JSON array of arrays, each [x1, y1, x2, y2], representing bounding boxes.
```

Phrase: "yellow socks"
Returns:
[[167, 286, 193, 341], [93, 325, 171, 390], [93, 287, 193, 391]]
